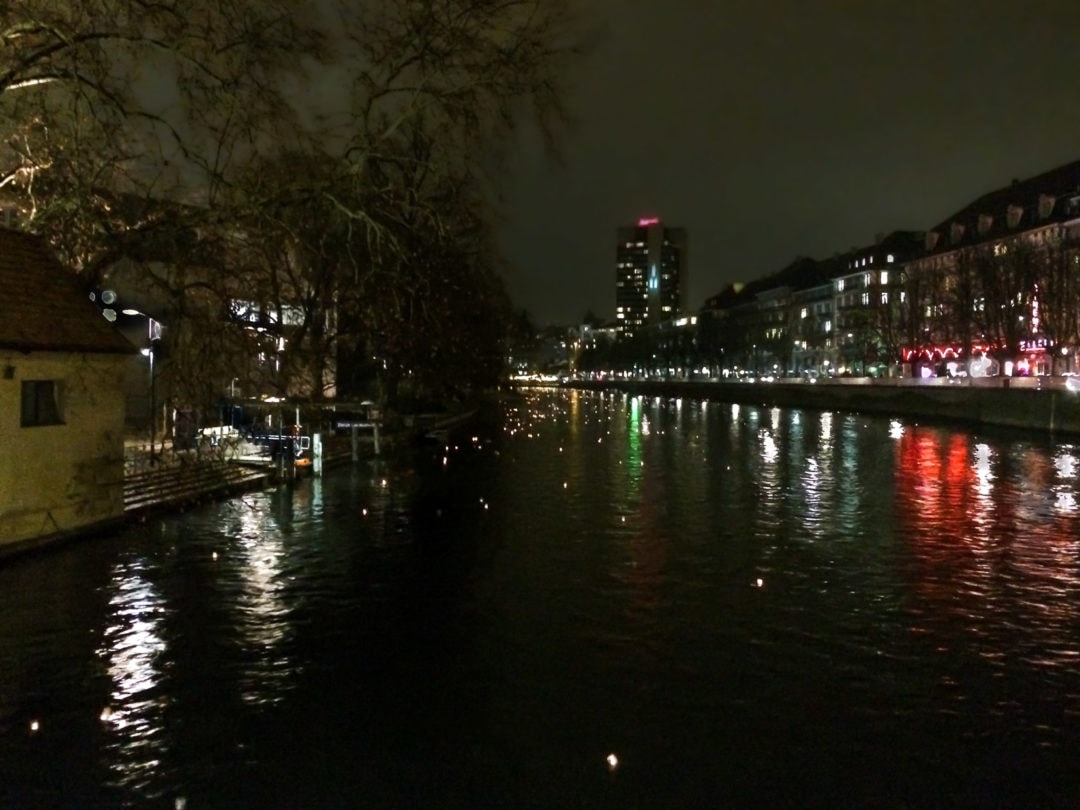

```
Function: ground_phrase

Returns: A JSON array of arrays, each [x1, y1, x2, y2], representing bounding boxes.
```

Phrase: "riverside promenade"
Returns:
[[121, 431, 374, 518], [566, 375, 1080, 440], [119, 405, 474, 518]]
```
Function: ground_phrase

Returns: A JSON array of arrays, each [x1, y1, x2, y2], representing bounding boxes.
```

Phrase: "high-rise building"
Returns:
[[615, 217, 688, 335]]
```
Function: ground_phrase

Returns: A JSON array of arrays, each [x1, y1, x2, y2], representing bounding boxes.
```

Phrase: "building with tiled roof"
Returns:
[[0, 228, 134, 555], [903, 159, 1080, 375]]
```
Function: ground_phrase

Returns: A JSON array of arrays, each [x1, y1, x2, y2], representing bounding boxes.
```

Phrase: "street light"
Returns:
[[131, 313, 162, 457]]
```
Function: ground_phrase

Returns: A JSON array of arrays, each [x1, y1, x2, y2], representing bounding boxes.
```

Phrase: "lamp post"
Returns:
[[131, 313, 161, 459]]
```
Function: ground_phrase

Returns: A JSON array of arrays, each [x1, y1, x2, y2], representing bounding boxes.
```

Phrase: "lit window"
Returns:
[[824, 320, 832, 332], [21, 380, 64, 427], [801, 308, 808, 319], [887, 254, 895, 263], [837, 279, 846, 292], [861, 292, 869, 306], [880, 270, 889, 285], [864, 272, 871, 287], [881, 292, 889, 305]]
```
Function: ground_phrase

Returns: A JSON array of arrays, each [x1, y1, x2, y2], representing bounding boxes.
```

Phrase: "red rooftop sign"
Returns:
[[637, 217, 660, 227]]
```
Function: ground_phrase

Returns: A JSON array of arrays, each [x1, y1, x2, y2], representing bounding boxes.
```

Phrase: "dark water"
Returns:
[[3, 389, 1080, 808]]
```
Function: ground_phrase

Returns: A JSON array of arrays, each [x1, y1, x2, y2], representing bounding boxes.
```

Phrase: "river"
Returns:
[[2, 388, 1080, 808]]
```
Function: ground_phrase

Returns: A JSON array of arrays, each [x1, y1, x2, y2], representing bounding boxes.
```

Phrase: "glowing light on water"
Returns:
[[760, 430, 778, 463], [973, 443, 994, 498]]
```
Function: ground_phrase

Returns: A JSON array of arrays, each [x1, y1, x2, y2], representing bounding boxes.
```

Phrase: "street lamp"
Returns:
[[130, 312, 162, 457]]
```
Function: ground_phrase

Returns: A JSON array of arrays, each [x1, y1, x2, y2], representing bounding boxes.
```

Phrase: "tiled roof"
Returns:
[[0, 228, 135, 354], [925, 159, 1080, 254]]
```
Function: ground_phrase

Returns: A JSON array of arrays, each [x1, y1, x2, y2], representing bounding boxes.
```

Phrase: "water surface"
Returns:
[[2, 390, 1080, 807]]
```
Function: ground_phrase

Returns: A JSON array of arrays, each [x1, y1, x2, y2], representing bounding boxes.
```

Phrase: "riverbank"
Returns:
[[564, 376, 1080, 439], [0, 409, 482, 563]]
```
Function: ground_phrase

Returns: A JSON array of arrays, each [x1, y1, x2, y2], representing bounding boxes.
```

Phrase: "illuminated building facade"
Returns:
[[615, 218, 688, 335]]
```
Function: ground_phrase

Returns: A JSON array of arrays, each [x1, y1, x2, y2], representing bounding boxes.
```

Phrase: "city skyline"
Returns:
[[497, 0, 1080, 326]]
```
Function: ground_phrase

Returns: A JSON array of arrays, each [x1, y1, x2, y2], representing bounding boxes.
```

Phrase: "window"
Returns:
[[21, 380, 64, 427], [887, 254, 895, 263], [880, 270, 889, 285]]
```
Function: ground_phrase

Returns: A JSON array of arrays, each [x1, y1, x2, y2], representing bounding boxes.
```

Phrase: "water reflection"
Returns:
[[231, 501, 294, 705], [9, 389, 1080, 807], [98, 559, 169, 793], [1053, 447, 1079, 515], [893, 427, 1080, 685]]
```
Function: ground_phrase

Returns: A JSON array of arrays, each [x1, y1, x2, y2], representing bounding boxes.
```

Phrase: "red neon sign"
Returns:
[[637, 217, 660, 227]]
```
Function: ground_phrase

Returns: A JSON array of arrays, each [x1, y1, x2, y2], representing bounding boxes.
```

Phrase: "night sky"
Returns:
[[498, 0, 1080, 326]]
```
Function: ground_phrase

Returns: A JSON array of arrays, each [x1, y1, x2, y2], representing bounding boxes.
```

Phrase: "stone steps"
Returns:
[[124, 459, 273, 515]]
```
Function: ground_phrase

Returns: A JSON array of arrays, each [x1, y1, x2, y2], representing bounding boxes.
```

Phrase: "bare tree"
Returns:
[[972, 241, 1039, 361], [1034, 228, 1080, 361], [2, 0, 580, 425]]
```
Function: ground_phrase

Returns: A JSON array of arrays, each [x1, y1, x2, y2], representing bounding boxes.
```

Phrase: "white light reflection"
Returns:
[[760, 429, 779, 464], [819, 412, 833, 449], [973, 443, 994, 499], [1054, 448, 1078, 480], [1053, 447, 1079, 515], [889, 419, 904, 440], [234, 502, 295, 706], [98, 560, 169, 790]]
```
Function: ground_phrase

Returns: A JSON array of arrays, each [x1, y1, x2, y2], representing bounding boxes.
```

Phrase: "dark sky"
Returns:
[[497, 0, 1080, 326]]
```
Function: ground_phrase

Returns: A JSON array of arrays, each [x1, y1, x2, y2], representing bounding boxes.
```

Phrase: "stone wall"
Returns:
[[0, 350, 128, 553], [568, 378, 1080, 439]]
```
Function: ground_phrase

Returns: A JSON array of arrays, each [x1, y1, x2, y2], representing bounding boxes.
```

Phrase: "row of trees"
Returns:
[[909, 234, 1080, 366], [2, 0, 579, 414]]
